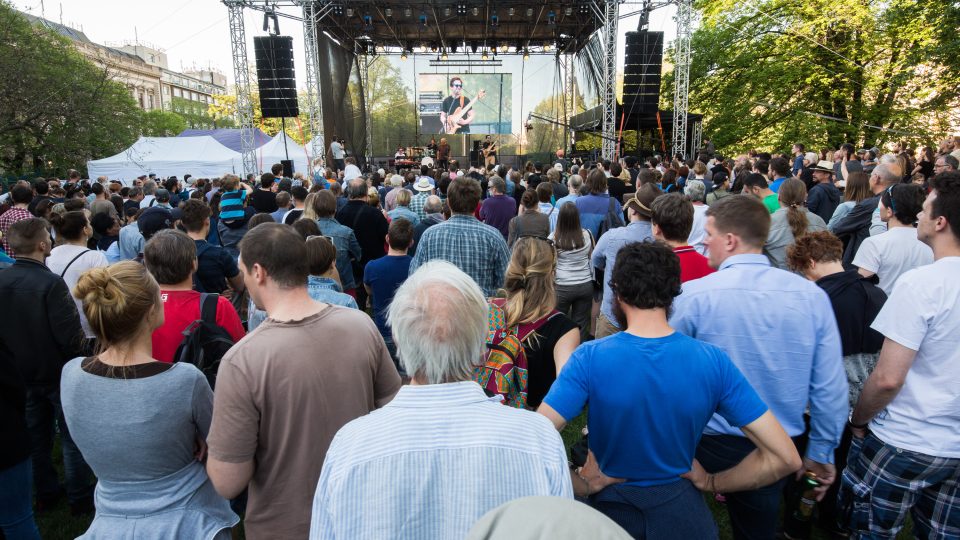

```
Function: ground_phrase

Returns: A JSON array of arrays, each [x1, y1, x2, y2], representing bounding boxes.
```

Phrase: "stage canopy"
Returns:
[[87, 136, 242, 183], [178, 128, 272, 152], [315, 1, 609, 54], [255, 132, 312, 176]]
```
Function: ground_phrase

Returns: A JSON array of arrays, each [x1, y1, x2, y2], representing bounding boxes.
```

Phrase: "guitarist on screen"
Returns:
[[440, 77, 475, 134]]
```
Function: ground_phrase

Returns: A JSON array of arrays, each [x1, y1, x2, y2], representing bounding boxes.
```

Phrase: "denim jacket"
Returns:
[[317, 217, 362, 290]]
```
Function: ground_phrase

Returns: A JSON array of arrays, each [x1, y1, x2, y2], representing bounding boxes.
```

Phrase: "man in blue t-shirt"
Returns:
[[538, 241, 801, 539], [363, 219, 414, 375]]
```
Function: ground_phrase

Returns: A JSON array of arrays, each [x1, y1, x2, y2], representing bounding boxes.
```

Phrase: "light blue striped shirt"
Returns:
[[309, 382, 573, 539], [669, 253, 847, 464]]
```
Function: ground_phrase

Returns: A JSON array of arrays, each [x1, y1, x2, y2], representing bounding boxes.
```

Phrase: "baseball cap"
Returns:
[[138, 206, 180, 239]]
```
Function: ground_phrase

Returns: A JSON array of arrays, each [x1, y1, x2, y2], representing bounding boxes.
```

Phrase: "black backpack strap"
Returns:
[[200, 293, 219, 324], [59, 249, 91, 278]]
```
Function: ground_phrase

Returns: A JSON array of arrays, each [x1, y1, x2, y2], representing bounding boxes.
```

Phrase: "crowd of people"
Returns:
[[0, 134, 959, 540]]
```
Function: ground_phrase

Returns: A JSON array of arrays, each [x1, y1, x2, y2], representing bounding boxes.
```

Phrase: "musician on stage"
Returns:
[[437, 137, 451, 171], [427, 137, 438, 157], [440, 77, 474, 134], [482, 135, 497, 169]]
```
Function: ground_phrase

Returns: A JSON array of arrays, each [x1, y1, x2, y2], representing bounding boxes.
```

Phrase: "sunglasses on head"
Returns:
[[884, 184, 897, 214]]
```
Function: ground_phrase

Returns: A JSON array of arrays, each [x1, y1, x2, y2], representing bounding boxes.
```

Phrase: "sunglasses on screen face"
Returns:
[[452, 84, 462, 88]]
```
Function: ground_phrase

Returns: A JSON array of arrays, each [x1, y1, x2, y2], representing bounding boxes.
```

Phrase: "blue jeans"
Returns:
[[590, 480, 718, 539], [25, 385, 93, 504], [0, 458, 41, 539]]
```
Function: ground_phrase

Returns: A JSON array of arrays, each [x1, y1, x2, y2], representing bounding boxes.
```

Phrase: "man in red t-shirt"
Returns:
[[143, 229, 245, 362], [651, 193, 716, 282]]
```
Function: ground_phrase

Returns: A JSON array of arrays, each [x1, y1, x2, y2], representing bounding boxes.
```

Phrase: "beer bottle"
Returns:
[[783, 472, 820, 539]]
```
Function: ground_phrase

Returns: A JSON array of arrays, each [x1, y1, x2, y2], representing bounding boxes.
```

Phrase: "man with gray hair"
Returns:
[[139, 180, 158, 209], [384, 174, 405, 211], [479, 175, 515, 240], [685, 179, 710, 255], [309, 261, 572, 539], [833, 162, 901, 265], [551, 174, 583, 231], [411, 195, 445, 256]]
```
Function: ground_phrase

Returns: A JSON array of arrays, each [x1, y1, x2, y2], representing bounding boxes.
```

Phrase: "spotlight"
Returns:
[[401, 52, 408, 60], [565, 7, 573, 16], [346, 7, 354, 17], [384, 8, 392, 17], [523, 49, 530, 61], [456, 3, 467, 16], [420, 44, 428, 53], [491, 43, 497, 54], [579, 5, 590, 15], [526, 7, 533, 17], [332, 3, 342, 16], [430, 43, 438, 52], [508, 7, 515, 16], [404, 7, 412, 17], [441, 50, 449, 60], [472, 6, 479, 16], [481, 50, 489, 60], [443, 7, 451, 17]]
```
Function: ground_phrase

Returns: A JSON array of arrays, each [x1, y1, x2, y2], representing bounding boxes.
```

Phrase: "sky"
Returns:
[[13, 0, 679, 133]]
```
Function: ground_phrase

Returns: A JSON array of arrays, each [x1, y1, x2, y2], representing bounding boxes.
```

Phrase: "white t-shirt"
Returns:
[[139, 195, 156, 209], [343, 164, 362, 181], [852, 227, 933, 295], [869, 257, 960, 458], [687, 203, 709, 256], [46, 245, 109, 338]]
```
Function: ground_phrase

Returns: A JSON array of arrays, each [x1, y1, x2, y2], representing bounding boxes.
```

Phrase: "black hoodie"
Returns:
[[816, 269, 887, 356]]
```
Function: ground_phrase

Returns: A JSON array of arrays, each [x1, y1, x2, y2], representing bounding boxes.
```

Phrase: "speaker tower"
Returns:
[[622, 31, 664, 113], [253, 35, 299, 118]]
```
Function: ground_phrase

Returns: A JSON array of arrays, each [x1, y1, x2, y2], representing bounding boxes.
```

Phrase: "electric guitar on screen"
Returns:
[[444, 89, 486, 135], [482, 137, 501, 158]]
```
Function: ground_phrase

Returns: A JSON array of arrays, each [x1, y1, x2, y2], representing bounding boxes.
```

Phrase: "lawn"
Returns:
[[36, 423, 911, 540]]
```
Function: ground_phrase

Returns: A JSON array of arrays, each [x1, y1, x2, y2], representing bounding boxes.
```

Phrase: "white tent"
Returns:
[[256, 132, 311, 176], [87, 136, 242, 184]]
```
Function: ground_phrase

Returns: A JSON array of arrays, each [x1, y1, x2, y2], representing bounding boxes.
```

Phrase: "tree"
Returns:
[[140, 109, 187, 137], [364, 58, 416, 156], [0, 3, 142, 176], [680, 0, 960, 154], [168, 97, 218, 129]]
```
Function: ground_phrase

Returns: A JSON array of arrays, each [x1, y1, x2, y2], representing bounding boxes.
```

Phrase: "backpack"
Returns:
[[596, 195, 625, 239], [173, 293, 236, 389], [474, 298, 558, 408]]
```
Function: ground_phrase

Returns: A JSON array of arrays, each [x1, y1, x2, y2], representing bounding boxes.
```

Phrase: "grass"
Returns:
[[35, 421, 911, 540]]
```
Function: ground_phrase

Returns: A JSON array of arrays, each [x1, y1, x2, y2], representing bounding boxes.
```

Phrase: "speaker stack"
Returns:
[[622, 31, 664, 113], [253, 35, 299, 118]]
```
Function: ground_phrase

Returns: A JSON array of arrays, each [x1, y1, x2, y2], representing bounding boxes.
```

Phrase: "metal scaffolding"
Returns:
[[225, 0, 258, 176], [672, 0, 692, 159], [360, 55, 374, 165], [600, 0, 620, 160], [299, 0, 326, 165]]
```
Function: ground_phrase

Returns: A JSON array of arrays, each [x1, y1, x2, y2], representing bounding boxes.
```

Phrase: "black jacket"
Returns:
[[816, 270, 886, 356], [0, 258, 85, 387], [336, 200, 389, 266], [807, 182, 841, 224], [832, 194, 880, 266]]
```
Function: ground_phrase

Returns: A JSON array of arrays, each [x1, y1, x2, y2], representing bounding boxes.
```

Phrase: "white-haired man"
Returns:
[[309, 261, 572, 539]]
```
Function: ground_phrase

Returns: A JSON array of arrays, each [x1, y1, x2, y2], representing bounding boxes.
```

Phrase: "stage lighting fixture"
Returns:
[[508, 7, 515, 16], [443, 7, 451, 17], [548, 11, 556, 24], [332, 3, 342, 16], [456, 4, 467, 16], [526, 7, 533, 17], [481, 49, 489, 60], [430, 43, 438, 52], [384, 8, 392, 17], [346, 7, 354, 17], [579, 5, 590, 15], [441, 50, 449, 60], [472, 7, 479, 16], [565, 7, 573, 16], [401, 52, 408, 60], [523, 49, 530, 61], [404, 7, 412, 17], [420, 44, 428, 53]]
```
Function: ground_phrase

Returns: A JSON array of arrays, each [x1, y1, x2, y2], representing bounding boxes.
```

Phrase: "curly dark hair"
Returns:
[[880, 183, 925, 225], [785, 231, 843, 273], [610, 241, 682, 311]]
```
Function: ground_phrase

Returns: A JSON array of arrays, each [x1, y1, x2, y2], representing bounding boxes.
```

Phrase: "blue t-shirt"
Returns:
[[363, 255, 413, 337], [544, 331, 767, 487], [769, 177, 787, 193]]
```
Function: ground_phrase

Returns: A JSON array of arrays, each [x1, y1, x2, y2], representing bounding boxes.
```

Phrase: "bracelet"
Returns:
[[708, 473, 718, 493], [848, 418, 870, 430]]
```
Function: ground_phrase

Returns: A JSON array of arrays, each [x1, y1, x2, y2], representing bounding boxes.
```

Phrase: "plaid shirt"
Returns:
[[410, 214, 510, 297], [409, 191, 431, 221], [0, 207, 32, 256]]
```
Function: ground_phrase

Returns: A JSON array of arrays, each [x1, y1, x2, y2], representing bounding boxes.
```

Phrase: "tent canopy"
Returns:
[[256, 132, 311, 177], [87, 136, 241, 183], [178, 128, 271, 152]]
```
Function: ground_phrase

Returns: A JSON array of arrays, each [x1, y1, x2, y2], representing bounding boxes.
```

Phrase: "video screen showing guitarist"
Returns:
[[440, 77, 474, 134]]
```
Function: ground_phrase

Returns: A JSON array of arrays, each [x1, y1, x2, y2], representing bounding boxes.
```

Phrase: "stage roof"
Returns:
[[316, 1, 608, 55]]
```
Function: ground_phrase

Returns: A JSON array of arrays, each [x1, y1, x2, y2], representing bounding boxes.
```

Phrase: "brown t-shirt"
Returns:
[[206, 304, 401, 539]]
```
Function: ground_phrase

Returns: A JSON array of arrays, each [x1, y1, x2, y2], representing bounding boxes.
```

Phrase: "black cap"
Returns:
[[138, 207, 180, 239]]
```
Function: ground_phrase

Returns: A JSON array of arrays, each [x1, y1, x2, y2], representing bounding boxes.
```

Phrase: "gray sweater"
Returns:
[[60, 359, 236, 539], [764, 207, 828, 270]]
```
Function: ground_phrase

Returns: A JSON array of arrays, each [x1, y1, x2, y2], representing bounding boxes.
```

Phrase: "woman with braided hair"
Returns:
[[764, 178, 828, 269], [497, 236, 581, 409]]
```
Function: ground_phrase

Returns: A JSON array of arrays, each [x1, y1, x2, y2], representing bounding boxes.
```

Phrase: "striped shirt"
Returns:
[[309, 382, 573, 539], [218, 189, 246, 221], [409, 215, 510, 297]]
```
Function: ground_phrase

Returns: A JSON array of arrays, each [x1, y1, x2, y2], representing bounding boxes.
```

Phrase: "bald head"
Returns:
[[424, 195, 443, 214], [873, 163, 901, 186], [346, 178, 368, 199]]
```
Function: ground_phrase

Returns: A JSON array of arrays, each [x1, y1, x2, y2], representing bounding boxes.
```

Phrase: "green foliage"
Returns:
[[680, 0, 960, 155], [140, 109, 187, 137], [364, 58, 417, 156], [168, 97, 218, 129], [0, 2, 141, 176]]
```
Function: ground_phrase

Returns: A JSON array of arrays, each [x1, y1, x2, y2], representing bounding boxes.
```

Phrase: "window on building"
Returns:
[[148, 94, 154, 110]]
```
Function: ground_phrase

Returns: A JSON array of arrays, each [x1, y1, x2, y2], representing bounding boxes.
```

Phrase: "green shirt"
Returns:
[[763, 194, 781, 214]]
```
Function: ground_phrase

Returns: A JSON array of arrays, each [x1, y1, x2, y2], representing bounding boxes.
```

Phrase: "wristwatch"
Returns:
[[848, 413, 870, 430]]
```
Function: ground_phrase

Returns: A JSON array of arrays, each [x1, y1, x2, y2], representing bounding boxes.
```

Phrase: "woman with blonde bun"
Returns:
[[60, 262, 237, 539]]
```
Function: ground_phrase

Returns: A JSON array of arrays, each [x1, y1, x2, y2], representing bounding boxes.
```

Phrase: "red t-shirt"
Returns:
[[674, 246, 715, 283], [151, 290, 246, 363]]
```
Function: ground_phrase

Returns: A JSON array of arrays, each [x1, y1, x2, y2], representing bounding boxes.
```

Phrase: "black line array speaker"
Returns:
[[281, 159, 294, 178], [623, 31, 664, 113], [253, 35, 299, 118]]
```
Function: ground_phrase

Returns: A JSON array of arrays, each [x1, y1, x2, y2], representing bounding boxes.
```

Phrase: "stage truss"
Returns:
[[223, 0, 696, 171]]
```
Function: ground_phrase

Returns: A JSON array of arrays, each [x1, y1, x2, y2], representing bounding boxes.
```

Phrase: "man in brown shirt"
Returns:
[[206, 223, 401, 539]]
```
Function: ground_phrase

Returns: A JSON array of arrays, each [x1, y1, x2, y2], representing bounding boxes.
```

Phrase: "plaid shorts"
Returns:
[[838, 432, 960, 539]]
